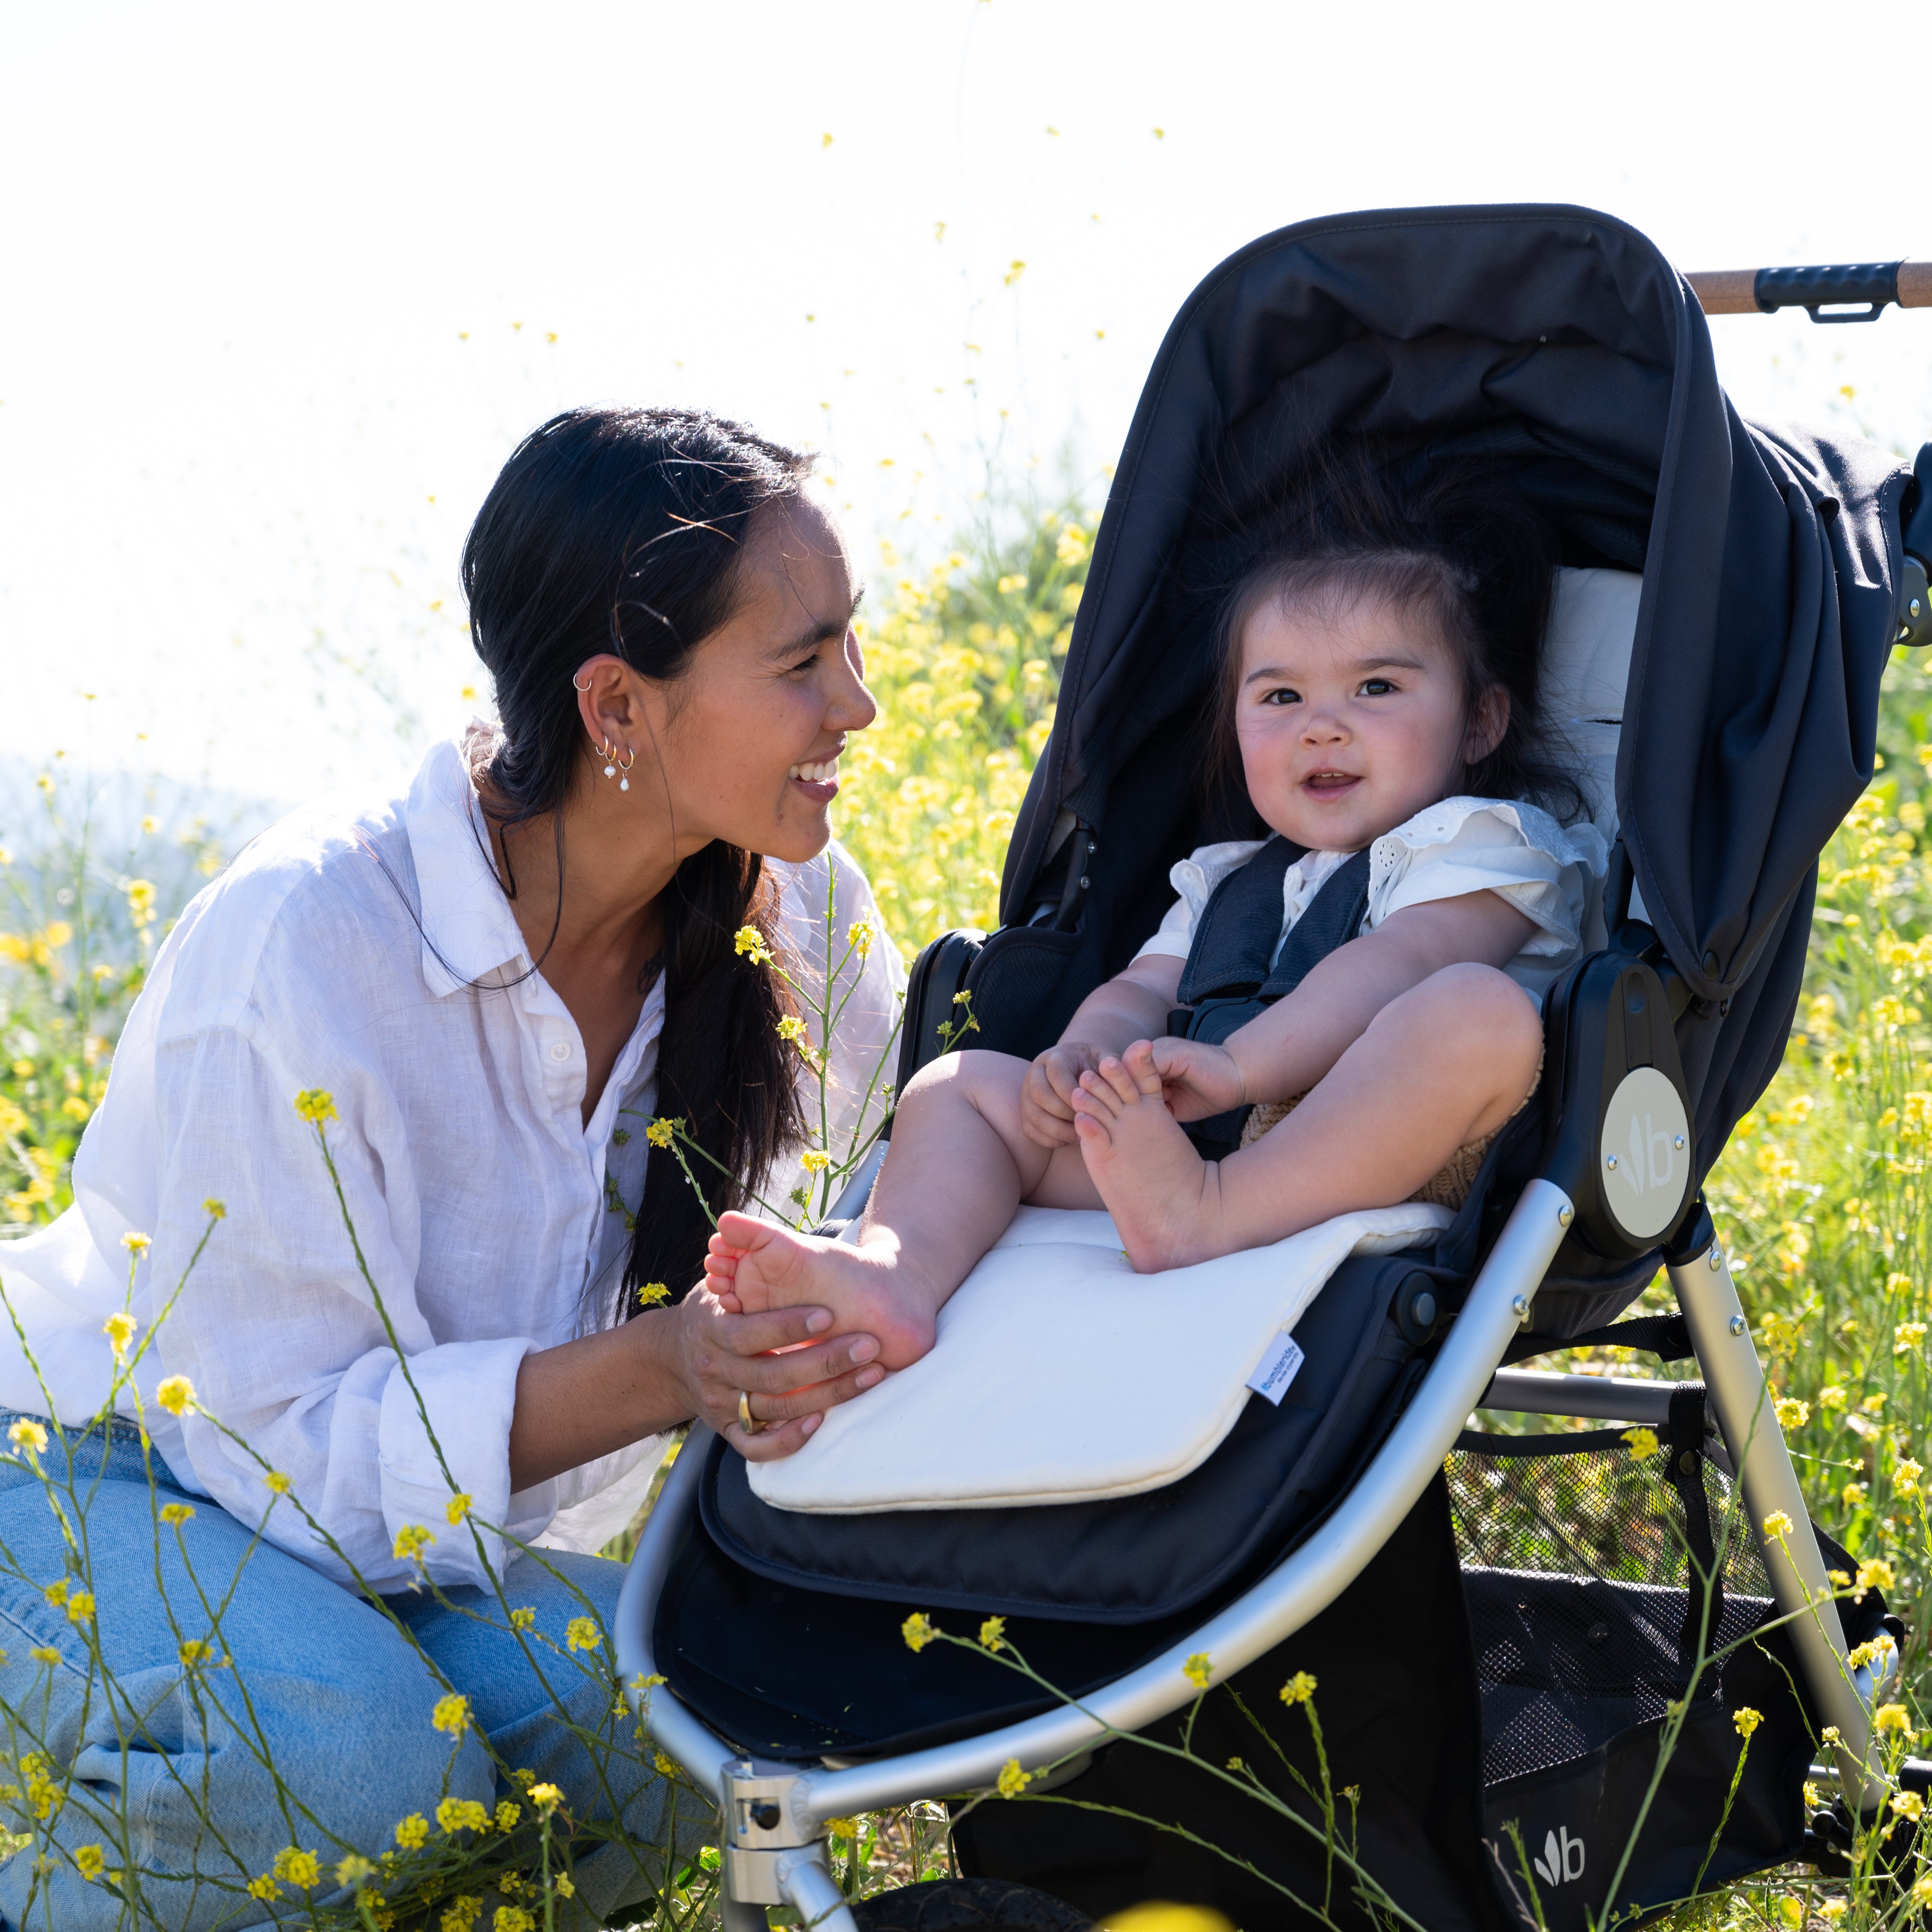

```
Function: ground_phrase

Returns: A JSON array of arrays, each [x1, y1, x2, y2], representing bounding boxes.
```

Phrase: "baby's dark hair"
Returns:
[[1208, 444, 1583, 823]]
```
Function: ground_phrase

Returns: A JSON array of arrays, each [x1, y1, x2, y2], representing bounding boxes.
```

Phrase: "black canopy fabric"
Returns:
[[993, 203, 1914, 1175]]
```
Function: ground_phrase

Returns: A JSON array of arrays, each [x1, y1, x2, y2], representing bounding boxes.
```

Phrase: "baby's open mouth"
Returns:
[[1302, 770, 1360, 795]]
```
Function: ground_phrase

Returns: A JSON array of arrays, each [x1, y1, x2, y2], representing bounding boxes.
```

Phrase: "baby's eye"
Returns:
[[1259, 686, 1301, 707], [1357, 677, 1397, 696]]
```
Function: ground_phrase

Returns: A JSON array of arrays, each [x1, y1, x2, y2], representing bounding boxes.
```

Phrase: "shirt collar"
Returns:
[[402, 737, 530, 998]]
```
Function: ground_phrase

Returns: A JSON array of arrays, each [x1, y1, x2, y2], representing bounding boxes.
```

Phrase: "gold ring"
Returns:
[[737, 1391, 761, 1437]]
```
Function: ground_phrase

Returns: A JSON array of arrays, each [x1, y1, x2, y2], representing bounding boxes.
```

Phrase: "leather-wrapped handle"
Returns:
[[1687, 262, 1932, 318]]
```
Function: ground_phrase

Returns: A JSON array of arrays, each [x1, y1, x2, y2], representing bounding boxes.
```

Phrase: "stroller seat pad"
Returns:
[[746, 1199, 1452, 1514]]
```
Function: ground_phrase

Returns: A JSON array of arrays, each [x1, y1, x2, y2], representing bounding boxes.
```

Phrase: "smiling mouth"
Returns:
[[789, 758, 841, 786]]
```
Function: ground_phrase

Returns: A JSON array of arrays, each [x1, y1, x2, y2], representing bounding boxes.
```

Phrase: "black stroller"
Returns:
[[618, 205, 1932, 1932]]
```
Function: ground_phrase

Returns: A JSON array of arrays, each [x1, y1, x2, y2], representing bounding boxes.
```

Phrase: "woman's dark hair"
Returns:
[[1208, 444, 1582, 822], [461, 405, 812, 1312]]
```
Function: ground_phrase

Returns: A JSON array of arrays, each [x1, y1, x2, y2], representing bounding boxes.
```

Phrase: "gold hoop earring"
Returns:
[[616, 746, 636, 792], [597, 738, 616, 777]]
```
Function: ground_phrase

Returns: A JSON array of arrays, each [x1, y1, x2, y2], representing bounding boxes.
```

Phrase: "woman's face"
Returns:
[[641, 498, 875, 865], [1233, 591, 1506, 852]]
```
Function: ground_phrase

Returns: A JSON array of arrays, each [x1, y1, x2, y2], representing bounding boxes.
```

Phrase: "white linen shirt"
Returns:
[[0, 738, 904, 1591], [1134, 797, 1609, 1000]]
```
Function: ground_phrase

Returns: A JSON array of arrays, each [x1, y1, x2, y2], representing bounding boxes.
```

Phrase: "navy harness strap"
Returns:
[[1167, 845, 1373, 1156]]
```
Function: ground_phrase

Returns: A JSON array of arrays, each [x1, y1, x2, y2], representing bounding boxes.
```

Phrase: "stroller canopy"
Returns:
[[1005, 202, 1913, 1172]]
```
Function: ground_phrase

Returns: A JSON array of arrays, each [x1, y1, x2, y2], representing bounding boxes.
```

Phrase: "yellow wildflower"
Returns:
[[119, 1232, 150, 1257], [644, 1118, 674, 1149], [1844, 1482, 1869, 1509], [445, 1492, 471, 1524], [178, 1639, 212, 1666], [509, 1607, 536, 1631], [441, 1895, 482, 1932], [8, 1418, 48, 1457], [336, 1853, 376, 1886], [566, 1616, 600, 1652], [102, 1312, 135, 1361], [273, 1847, 320, 1888], [902, 1612, 938, 1652], [800, 1149, 832, 1174], [495, 1908, 533, 1932], [1762, 1510, 1794, 1539], [733, 926, 773, 964], [1621, 1426, 1660, 1461], [1183, 1652, 1212, 1690], [435, 1796, 489, 1834], [995, 1760, 1032, 1798], [978, 1616, 1007, 1653], [393, 1523, 435, 1562], [494, 1800, 519, 1832], [1733, 1706, 1763, 1739], [246, 1875, 282, 1902], [125, 880, 156, 926], [1898, 1323, 1928, 1354], [776, 1014, 808, 1045], [66, 1592, 95, 1624], [848, 918, 876, 958], [292, 1089, 338, 1124], [1280, 1671, 1318, 1706], [1896, 1460, 1922, 1497], [203, 1198, 227, 1220], [635, 1282, 670, 1306], [73, 1845, 105, 1882], [1820, 1385, 1847, 1411], [160, 1502, 194, 1526], [1774, 1398, 1809, 1429], [654, 1750, 680, 1778], [43, 1579, 67, 1607], [264, 1472, 291, 1496], [394, 1814, 429, 1850], [155, 1376, 195, 1418], [529, 1782, 563, 1812], [431, 1693, 471, 1735], [1874, 1703, 1911, 1734], [1857, 1557, 1896, 1594]]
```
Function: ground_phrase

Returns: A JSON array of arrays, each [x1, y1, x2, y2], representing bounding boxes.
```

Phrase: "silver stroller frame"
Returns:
[[617, 1179, 1892, 1932]]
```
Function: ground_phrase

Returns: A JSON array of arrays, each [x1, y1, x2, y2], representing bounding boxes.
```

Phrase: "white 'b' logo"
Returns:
[[1600, 1067, 1690, 1241], [1532, 1825, 1586, 1886]]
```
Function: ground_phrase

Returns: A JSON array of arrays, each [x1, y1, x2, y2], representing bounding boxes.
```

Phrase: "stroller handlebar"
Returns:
[[1688, 261, 1932, 322]]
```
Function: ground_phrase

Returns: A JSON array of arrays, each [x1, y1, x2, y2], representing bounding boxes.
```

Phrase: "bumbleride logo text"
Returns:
[[1532, 1824, 1585, 1886], [1617, 1110, 1678, 1199]]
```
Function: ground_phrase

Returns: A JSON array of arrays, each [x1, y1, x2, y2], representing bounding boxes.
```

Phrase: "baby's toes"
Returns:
[[1093, 1056, 1144, 1107], [1121, 1039, 1165, 1098]]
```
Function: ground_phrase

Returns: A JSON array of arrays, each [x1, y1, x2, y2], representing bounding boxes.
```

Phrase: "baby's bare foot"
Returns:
[[706, 1214, 938, 1369], [1069, 1046, 1229, 1272]]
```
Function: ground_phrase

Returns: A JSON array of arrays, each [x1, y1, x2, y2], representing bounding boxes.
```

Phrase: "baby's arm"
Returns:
[[1021, 953, 1183, 1147], [1217, 888, 1536, 1103]]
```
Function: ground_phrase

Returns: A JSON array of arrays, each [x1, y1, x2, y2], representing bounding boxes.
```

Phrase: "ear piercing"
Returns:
[[595, 737, 637, 790], [599, 738, 617, 776], [616, 747, 635, 792]]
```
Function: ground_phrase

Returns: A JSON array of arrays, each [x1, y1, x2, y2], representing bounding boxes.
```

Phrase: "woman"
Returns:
[[0, 407, 903, 1928]]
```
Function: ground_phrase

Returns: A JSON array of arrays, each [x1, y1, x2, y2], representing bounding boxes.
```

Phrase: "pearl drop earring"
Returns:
[[616, 747, 636, 792]]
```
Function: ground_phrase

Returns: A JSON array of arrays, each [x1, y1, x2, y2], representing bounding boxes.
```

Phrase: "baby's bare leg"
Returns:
[[1075, 964, 1543, 1270], [704, 1050, 1099, 1367]]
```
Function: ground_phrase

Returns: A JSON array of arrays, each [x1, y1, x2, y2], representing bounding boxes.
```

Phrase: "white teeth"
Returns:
[[789, 760, 840, 783]]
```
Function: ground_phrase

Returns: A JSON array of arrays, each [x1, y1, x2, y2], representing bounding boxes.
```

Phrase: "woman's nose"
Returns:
[[830, 629, 878, 732]]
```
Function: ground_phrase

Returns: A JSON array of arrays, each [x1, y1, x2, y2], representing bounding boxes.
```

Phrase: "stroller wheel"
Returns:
[[853, 1877, 1093, 1932]]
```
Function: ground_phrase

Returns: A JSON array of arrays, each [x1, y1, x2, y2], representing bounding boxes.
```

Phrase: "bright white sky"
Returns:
[[4, 0, 1930, 806]]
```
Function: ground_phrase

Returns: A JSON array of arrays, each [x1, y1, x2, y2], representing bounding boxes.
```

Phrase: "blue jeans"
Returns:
[[0, 1412, 709, 1930]]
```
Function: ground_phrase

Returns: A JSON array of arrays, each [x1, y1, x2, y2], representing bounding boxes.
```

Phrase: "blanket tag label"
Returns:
[[1246, 1329, 1306, 1406]]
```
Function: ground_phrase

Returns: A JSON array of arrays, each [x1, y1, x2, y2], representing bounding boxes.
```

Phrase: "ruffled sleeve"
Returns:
[[1365, 797, 1608, 957], [1132, 840, 1269, 962]]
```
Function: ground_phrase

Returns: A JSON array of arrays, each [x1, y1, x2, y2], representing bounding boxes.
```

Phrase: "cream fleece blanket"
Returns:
[[746, 1201, 1452, 1514]]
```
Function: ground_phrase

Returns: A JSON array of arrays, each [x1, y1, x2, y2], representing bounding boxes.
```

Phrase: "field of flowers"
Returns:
[[6, 505, 1932, 1928]]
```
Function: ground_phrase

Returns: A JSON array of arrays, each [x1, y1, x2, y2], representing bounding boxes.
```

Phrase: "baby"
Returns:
[[704, 459, 1606, 1383]]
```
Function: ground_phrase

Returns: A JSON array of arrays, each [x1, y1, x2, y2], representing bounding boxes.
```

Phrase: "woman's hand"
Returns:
[[670, 1282, 885, 1462]]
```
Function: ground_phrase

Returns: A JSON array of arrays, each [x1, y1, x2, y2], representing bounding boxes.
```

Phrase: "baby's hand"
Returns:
[[1022, 1042, 1106, 1147], [1134, 1036, 1246, 1121]]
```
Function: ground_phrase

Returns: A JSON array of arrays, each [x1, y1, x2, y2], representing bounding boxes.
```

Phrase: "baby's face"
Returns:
[[1233, 593, 1505, 853]]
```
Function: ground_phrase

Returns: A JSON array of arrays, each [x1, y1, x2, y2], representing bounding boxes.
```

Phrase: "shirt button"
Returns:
[[549, 1040, 572, 1062]]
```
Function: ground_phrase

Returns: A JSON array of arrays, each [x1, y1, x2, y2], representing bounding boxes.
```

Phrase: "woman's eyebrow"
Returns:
[[768, 585, 866, 662]]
